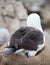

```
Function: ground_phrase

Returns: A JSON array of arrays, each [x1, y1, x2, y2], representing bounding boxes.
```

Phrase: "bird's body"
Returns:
[[9, 27, 43, 50], [3, 13, 45, 57]]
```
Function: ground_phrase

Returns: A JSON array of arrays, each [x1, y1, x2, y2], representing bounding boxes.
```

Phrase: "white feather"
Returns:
[[27, 13, 43, 32]]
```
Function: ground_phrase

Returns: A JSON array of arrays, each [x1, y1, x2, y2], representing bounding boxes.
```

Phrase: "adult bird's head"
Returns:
[[27, 13, 43, 32]]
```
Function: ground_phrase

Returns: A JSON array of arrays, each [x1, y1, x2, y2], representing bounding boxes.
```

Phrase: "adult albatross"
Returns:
[[3, 13, 45, 57]]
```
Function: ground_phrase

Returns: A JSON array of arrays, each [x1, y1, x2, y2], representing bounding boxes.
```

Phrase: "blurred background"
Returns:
[[0, 0, 50, 65]]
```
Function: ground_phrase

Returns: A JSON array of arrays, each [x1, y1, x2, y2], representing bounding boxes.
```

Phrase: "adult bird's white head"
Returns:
[[27, 13, 43, 32]]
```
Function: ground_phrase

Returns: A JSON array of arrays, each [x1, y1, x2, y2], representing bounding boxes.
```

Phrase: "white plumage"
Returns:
[[27, 13, 43, 32]]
